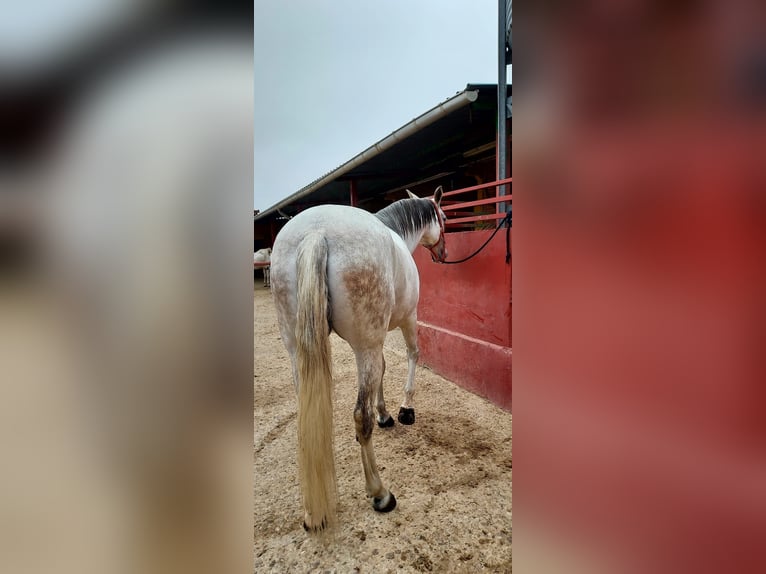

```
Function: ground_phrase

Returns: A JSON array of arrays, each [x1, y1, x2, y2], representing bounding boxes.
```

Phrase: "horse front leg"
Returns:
[[354, 350, 397, 512], [397, 316, 419, 425], [375, 355, 395, 428]]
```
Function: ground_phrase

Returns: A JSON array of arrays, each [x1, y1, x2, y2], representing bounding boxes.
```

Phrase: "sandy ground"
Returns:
[[254, 282, 512, 573]]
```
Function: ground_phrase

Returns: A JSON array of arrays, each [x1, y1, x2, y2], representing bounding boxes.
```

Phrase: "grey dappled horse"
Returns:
[[254, 247, 271, 287], [270, 187, 447, 531]]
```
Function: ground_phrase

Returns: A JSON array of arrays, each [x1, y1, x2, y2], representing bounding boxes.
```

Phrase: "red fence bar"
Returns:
[[435, 177, 513, 198], [446, 212, 508, 225], [430, 178, 512, 229], [443, 195, 513, 211]]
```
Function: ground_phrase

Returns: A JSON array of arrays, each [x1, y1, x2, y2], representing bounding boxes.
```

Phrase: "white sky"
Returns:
[[254, 0, 504, 211]]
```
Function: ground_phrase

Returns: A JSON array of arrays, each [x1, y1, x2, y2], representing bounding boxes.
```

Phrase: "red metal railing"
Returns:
[[431, 177, 512, 229]]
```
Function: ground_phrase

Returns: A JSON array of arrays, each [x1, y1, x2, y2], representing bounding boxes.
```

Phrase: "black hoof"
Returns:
[[398, 407, 415, 425], [303, 517, 327, 532], [372, 492, 397, 513], [377, 415, 395, 428]]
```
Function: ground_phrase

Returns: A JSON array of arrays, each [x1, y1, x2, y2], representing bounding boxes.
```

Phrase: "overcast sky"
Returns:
[[254, 1, 506, 211]]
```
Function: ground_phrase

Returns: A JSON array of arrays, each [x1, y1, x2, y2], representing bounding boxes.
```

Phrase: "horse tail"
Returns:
[[295, 231, 336, 529]]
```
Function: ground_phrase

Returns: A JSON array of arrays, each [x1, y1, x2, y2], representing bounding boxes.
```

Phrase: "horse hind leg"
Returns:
[[376, 355, 395, 428], [354, 350, 396, 512], [397, 316, 419, 425]]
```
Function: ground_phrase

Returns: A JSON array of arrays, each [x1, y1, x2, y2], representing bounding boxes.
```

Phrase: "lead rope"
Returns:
[[439, 208, 511, 265]]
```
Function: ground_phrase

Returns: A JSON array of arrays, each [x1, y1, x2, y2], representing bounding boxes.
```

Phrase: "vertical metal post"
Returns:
[[349, 179, 358, 207], [497, 0, 508, 217]]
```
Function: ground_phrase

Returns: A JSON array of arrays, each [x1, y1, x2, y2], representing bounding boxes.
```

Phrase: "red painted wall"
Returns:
[[413, 229, 512, 411]]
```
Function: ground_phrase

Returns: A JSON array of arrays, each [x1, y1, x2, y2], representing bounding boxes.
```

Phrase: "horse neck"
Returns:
[[399, 228, 426, 254], [375, 200, 433, 253]]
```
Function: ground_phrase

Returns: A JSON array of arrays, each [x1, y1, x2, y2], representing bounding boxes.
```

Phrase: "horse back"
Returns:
[[272, 205, 418, 347]]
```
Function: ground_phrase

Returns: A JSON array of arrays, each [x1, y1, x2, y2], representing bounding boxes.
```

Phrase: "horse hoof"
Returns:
[[372, 492, 397, 513], [303, 517, 327, 532], [398, 407, 415, 425], [377, 415, 395, 428]]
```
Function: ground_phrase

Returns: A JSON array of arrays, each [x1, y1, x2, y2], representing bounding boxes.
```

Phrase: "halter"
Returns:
[[424, 199, 446, 262]]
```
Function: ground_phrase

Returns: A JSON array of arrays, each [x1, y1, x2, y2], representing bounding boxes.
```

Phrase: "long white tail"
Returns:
[[295, 232, 336, 529]]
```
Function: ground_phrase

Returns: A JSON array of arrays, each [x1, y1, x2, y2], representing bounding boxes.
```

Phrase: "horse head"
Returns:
[[407, 186, 447, 262]]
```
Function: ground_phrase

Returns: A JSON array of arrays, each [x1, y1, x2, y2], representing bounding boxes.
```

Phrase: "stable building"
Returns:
[[255, 83, 512, 411]]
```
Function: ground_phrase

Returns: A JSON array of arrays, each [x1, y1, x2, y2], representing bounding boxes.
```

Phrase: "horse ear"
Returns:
[[406, 190, 419, 200], [434, 186, 444, 206]]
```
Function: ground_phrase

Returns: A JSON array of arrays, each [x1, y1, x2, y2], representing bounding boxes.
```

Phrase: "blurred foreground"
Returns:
[[1, 3, 252, 574], [516, 2, 766, 573]]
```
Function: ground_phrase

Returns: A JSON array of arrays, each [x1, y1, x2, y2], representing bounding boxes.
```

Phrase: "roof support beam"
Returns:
[[497, 0, 509, 215]]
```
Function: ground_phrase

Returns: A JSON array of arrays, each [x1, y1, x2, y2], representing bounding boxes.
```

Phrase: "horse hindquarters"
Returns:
[[294, 233, 337, 530]]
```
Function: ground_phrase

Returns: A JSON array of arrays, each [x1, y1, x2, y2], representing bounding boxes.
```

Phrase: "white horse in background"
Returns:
[[254, 247, 271, 287], [270, 187, 447, 531]]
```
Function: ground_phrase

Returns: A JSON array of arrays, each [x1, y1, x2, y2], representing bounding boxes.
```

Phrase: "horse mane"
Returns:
[[375, 198, 437, 241]]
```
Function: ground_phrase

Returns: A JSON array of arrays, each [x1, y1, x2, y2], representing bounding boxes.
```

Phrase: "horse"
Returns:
[[254, 247, 272, 287], [269, 186, 447, 531]]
